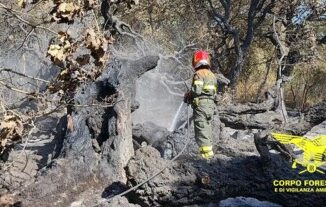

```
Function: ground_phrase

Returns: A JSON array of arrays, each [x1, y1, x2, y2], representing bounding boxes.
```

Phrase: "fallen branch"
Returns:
[[0, 68, 50, 83], [0, 80, 35, 95], [19, 120, 36, 172], [15, 27, 35, 51], [0, 2, 56, 35]]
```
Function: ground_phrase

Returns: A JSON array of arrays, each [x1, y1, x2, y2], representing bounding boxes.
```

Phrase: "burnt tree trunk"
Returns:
[[20, 55, 159, 206]]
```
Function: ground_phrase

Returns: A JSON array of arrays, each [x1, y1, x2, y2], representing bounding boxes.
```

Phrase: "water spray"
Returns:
[[169, 102, 185, 131], [169, 82, 190, 132]]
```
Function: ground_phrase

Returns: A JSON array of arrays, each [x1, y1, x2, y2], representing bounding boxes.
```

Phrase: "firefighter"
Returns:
[[184, 50, 217, 160]]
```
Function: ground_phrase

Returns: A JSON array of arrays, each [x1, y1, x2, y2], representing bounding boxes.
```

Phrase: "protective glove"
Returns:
[[183, 91, 192, 104]]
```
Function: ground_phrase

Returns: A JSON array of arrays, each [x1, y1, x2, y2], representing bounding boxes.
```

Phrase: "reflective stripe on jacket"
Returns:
[[191, 68, 217, 99]]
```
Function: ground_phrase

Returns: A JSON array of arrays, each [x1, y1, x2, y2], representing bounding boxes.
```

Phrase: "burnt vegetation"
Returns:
[[0, 0, 325, 207]]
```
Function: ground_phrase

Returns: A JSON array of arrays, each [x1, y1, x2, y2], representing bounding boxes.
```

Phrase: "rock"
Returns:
[[132, 121, 170, 151], [126, 146, 198, 207], [106, 196, 141, 207], [218, 128, 258, 158], [127, 146, 171, 186], [219, 197, 282, 207], [305, 100, 326, 125], [0, 113, 61, 193], [163, 127, 198, 159], [304, 120, 326, 138], [219, 110, 283, 130], [126, 140, 325, 207]]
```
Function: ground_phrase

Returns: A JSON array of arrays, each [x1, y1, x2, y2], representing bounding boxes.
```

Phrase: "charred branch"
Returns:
[[207, 0, 276, 86], [0, 3, 56, 34]]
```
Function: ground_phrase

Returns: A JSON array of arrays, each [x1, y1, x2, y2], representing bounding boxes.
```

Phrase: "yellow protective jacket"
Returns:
[[191, 68, 217, 100]]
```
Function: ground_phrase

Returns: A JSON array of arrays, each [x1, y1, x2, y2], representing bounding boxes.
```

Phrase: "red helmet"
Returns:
[[192, 50, 211, 69]]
